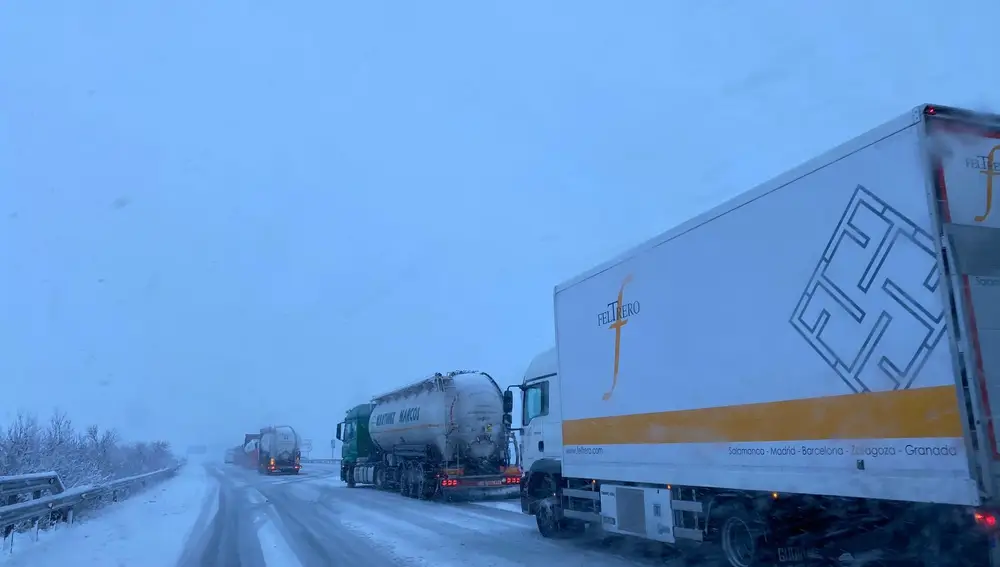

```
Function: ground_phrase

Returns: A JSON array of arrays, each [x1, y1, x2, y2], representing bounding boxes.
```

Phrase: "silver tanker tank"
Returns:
[[368, 370, 505, 463]]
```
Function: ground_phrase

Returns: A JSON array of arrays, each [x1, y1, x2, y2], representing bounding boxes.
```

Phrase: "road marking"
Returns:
[[256, 517, 304, 567]]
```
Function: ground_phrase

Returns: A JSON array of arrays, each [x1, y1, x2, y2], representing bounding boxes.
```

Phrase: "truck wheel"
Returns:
[[399, 465, 411, 497], [406, 467, 418, 498], [375, 468, 386, 491], [346, 466, 357, 488], [414, 464, 428, 499], [716, 504, 764, 567], [422, 477, 438, 500], [535, 496, 570, 538]]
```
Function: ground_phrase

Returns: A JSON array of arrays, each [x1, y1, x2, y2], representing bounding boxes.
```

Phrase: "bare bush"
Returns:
[[0, 410, 178, 487]]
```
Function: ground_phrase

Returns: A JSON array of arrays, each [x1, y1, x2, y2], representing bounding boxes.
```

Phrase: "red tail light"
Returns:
[[975, 511, 998, 529], [440, 479, 459, 487], [504, 476, 520, 484]]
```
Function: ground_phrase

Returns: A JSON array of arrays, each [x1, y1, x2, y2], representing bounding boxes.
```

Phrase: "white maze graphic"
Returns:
[[790, 185, 947, 393]]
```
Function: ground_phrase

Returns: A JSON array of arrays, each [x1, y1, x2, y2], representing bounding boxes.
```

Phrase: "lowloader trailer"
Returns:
[[337, 370, 521, 499], [509, 104, 1000, 566]]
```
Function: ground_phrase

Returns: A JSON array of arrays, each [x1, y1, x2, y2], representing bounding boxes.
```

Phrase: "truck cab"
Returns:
[[335, 403, 375, 487], [518, 347, 564, 514]]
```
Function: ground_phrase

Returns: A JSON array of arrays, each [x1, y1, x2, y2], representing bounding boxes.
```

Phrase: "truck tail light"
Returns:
[[975, 510, 998, 529]]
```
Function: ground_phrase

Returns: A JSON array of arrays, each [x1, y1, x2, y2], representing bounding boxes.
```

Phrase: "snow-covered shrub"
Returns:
[[0, 410, 178, 488]]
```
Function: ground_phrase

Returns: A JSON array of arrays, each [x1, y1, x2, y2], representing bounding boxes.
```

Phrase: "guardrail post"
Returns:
[[66, 507, 74, 524]]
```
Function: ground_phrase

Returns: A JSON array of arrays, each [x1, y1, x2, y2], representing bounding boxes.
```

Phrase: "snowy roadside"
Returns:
[[0, 464, 218, 567]]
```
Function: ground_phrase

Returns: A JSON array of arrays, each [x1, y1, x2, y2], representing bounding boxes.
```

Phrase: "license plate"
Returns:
[[477, 479, 503, 486]]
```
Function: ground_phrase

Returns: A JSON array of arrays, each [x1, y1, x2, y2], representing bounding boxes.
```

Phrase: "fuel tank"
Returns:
[[368, 370, 505, 462]]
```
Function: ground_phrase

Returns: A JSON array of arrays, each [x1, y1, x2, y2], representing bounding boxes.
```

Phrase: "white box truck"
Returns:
[[505, 104, 1000, 566]]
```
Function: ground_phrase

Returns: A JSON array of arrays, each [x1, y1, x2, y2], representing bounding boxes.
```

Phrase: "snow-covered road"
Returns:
[[181, 463, 676, 567], [3, 463, 679, 566]]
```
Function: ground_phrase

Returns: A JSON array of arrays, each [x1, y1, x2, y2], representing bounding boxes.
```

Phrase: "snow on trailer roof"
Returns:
[[553, 103, 984, 293], [370, 369, 501, 402]]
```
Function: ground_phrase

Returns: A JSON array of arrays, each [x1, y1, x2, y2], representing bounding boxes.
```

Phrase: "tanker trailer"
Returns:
[[335, 370, 521, 499], [258, 425, 302, 475]]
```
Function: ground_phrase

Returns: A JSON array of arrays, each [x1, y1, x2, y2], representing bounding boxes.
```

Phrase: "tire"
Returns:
[[346, 466, 357, 488], [422, 478, 438, 500], [414, 463, 427, 500], [399, 464, 411, 497], [715, 504, 765, 567], [406, 467, 418, 499], [375, 467, 385, 491], [535, 496, 570, 538]]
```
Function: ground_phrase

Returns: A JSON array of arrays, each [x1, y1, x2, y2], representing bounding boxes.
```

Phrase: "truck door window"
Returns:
[[345, 421, 355, 440], [523, 381, 549, 425]]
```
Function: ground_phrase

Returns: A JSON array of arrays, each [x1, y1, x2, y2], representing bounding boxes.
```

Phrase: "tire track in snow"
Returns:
[[177, 466, 267, 567]]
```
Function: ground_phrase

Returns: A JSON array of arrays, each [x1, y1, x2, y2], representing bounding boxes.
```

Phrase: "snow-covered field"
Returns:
[[0, 465, 217, 567]]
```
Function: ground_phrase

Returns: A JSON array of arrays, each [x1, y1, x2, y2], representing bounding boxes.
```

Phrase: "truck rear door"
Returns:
[[926, 105, 1000, 500]]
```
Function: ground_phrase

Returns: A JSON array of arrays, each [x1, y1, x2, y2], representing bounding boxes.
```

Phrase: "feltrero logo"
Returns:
[[964, 143, 999, 222], [596, 274, 639, 401]]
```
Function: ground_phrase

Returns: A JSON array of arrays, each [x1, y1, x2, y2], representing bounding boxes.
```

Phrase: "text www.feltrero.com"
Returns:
[[566, 446, 604, 456]]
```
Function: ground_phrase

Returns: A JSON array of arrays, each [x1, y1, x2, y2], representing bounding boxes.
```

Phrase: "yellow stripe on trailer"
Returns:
[[562, 385, 964, 445]]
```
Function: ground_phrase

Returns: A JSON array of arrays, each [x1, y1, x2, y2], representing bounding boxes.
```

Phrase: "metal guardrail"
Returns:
[[300, 458, 340, 465], [0, 466, 181, 533], [0, 471, 66, 500]]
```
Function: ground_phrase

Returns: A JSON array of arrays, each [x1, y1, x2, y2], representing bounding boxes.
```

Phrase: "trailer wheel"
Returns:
[[406, 466, 419, 499], [400, 463, 412, 497], [717, 504, 764, 567], [414, 463, 428, 500]]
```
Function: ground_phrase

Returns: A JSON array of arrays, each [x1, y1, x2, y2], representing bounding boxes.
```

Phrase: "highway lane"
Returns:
[[178, 462, 679, 567]]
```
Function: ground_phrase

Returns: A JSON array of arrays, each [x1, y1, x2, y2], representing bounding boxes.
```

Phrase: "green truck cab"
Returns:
[[335, 403, 374, 487]]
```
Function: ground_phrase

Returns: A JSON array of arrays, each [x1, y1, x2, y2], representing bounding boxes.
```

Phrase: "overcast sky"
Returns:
[[0, 1, 994, 449]]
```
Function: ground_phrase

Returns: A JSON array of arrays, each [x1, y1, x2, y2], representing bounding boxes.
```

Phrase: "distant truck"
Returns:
[[511, 104, 1000, 566], [258, 425, 302, 475], [336, 370, 521, 499], [240, 433, 261, 469]]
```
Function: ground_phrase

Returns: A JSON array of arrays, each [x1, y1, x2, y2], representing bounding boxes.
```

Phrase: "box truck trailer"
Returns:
[[506, 104, 1000, 566]]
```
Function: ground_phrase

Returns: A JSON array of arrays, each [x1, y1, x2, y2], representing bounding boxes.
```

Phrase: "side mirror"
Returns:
[[502, 413, 512, 427], [502, 390, 514, 414], [335, 423, 342, 441]]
